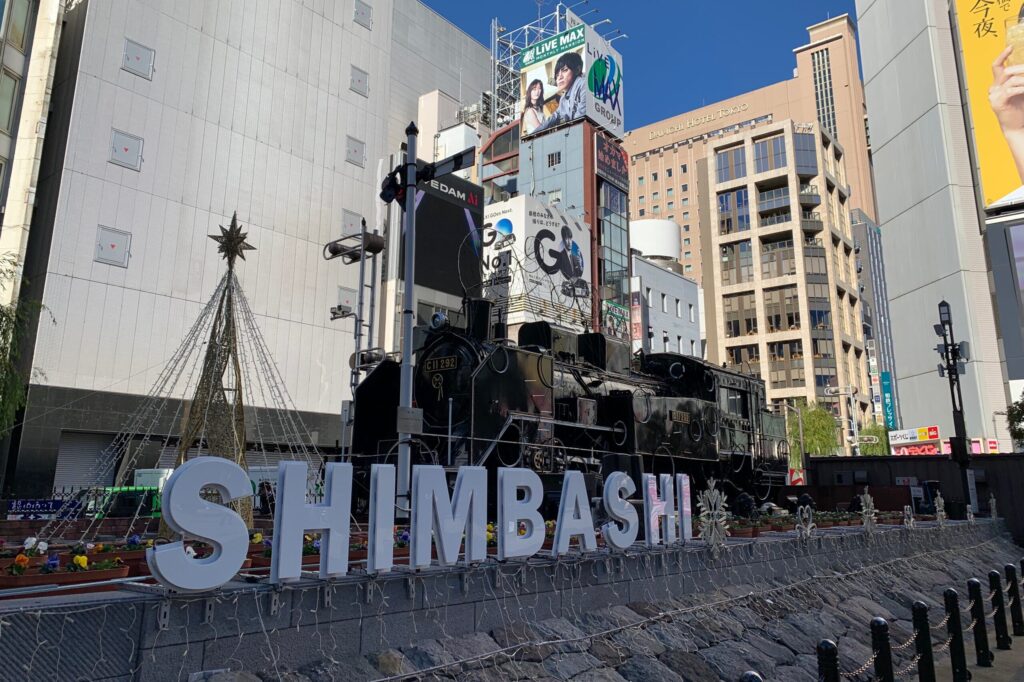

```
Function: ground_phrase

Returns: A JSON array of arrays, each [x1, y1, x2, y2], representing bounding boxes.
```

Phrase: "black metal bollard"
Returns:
[[990, 569, 1012, 650], [817, 639, 840, 682], [737, 673, 763, 682], [1007, 563, 1024, 636], [912, 601, 936, 681], [945, 589, 970, 682], [871, 617, 895, 682], [968, 578, 995, 666]]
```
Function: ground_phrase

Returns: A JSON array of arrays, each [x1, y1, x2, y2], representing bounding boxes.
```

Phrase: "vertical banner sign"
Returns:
[[629, 289, 644, 352], [880, 371, 896, 429], [954, 0, 1024, 206], [595, 135, 629, 191]]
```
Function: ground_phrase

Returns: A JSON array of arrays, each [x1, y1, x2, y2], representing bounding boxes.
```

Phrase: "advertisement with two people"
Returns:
[[519, 24, 624, 139]]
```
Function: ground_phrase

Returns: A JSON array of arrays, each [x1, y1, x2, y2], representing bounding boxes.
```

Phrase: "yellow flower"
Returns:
[[251, 533, 263, 544], [73, 555, 88, 570]]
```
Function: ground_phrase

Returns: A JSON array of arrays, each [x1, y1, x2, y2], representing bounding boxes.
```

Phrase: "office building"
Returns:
[[850, 208, 900, 428], [0, 0, 490, 495], [629, 219, 701, 356], [623, 15, 876, 288], [854, 0, 1014, 449]]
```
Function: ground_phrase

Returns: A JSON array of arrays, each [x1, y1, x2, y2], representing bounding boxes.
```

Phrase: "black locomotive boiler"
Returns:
[[350, 300, 790, 510]]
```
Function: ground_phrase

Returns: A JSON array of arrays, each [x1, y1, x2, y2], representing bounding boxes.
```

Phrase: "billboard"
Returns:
[[890, 424, 940, 455], [518, 24, 624, 139], [398, 173, 484, 298], [482, 195, 592, 329], [601, 300, 629, 341], [954, 1, 1024, 207], [595, 134, 629, 191]]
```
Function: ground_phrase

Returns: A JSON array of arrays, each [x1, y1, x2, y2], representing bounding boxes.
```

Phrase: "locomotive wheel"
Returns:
[[689, 418, 704, 443]]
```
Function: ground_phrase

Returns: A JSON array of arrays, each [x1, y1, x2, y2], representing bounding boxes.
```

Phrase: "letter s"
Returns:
[[146, 457, 251, 592]]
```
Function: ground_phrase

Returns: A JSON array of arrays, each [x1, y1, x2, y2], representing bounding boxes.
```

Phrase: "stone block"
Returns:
[[360, 600, 476, 654], [616, 655, 683, 682]]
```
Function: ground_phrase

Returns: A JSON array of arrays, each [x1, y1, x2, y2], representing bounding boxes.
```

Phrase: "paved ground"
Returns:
[[938, 641, 1024, 681]]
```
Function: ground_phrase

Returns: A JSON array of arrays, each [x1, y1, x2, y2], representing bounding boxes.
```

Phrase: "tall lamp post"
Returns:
[[934, 300, 972, 513], [824, 386, 860, 455]]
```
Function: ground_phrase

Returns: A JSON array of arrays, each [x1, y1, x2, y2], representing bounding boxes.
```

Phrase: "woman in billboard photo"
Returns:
[[535, 51, 586, 133], [990, 44, 1024, 186], [521, 78, 548, 136]]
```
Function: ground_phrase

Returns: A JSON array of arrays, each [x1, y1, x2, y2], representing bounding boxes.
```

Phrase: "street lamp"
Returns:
[[934, 300, 973, 513], [824, 385, 860, 455]]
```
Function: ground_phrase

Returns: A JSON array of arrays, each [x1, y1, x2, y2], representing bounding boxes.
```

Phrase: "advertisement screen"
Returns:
[[482, 195, 592, 329], [595, 134, 629, 191], [399, 174, 484, 298], [519, 25, 624, 140], [954, 1, 1024, 206], [601, 300, 629, 341]]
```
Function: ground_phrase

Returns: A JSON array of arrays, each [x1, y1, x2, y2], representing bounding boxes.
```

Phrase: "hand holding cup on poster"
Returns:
[[990, 44, 1024, 182]]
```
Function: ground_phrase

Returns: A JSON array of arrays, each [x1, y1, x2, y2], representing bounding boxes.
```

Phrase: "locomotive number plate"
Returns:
[[668, 410, 691, 424], [424, 356, 458, 373]]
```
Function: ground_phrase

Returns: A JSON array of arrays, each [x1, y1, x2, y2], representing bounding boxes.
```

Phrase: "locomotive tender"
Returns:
[[351, 299, 789, 511]]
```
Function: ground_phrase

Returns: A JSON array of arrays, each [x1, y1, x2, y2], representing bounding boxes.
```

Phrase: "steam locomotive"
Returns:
[[350, 299, 790, 511]]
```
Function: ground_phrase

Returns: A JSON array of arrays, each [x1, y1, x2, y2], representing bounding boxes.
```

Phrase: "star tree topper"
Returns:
[[209, 212, 255, 270]]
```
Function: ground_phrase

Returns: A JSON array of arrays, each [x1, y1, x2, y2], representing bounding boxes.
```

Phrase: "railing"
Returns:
[[758, 187, 790, 212], [760, 212, 792, 228]]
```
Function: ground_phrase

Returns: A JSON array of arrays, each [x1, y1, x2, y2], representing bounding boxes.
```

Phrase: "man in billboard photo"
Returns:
[[521, 78, 548, 135], [558, 225, 585, 280], [535, 51, 586, 133]]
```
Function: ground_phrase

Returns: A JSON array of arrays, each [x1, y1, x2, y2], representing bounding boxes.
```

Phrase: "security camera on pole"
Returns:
[[934, 300, 973, 514], [378, 122, 475, 517]]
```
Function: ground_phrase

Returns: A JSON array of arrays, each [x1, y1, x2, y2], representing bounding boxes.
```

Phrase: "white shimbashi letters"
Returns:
[[147, 458, 697, 593]]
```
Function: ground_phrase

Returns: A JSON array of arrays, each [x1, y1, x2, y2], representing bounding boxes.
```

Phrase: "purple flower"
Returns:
[[312, 539, 321, 550], [127, 534, 141, 546], [45, 553, 59, 569], [399, 530, 410, 543], [263, 538, 273, 548]]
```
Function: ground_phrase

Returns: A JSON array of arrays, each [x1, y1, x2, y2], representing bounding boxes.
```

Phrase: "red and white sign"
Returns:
[[787, 468, 805, 486]]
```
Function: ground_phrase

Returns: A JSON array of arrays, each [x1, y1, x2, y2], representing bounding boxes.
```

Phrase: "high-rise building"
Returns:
[[623, 15, 876, 288], [0, 0, 491, 495], [851, 208, 900, 429], [623, 16, 876, 451], [854, 0, 1014, 451]]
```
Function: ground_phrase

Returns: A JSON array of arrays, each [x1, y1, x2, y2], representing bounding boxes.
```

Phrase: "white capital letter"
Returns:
[[497, 467, 545, 560], [601, 471, 638, 550], [147, 457, 250, 592], [410, 465, 487, 567], [367, 464, 395, 573], [270, 462, 351, 583], [553, 470, 596, 555], [642, 473, 676, 547], [676, 474, 693, 542]]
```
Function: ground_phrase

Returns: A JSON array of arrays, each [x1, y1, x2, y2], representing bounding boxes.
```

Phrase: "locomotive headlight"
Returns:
[[430, 311, 450, 331]]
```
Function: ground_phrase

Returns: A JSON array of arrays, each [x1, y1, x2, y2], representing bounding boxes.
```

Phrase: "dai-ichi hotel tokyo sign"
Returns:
[[147, 458, 695, 593]]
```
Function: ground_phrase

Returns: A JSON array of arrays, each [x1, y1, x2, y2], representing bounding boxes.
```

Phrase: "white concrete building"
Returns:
[[1, 0, 489, 494]]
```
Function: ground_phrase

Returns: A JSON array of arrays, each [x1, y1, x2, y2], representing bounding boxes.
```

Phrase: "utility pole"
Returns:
[[824, 386, 860, 455], [378, 124, 476, 516], [934, 300, 972, 514]]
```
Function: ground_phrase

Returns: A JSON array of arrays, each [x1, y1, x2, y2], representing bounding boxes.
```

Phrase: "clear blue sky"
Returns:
[[421, 0, 859, 130]]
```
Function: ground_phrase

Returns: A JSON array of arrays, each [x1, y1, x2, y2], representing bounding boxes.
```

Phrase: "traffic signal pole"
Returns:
[[936, 300, 972, 514]]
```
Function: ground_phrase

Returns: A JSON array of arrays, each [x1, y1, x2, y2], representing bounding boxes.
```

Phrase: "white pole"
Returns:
[[396, 122, 418, 517]]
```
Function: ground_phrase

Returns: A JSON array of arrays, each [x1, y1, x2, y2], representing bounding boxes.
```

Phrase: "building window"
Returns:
[[794, 132, 818, 175], [683, 225, 690, 232], [689, 304, 695, 322], [109, 129, 144, 171], [661, 293, 667, 313], [681, 183, 688, 192], [812, 48, 838, 137], [690, 339, 697, 355], [684, 264, 693, 272], [667, 201, 674, 209], [754, 134, 787, 173], [122, 39, 156, 80], [715, 146, 746, 183], [652, 191, 659, 201], [652, 172, 658, 181], [677, 336, 683, 353], [684, 250, 691, 258], [638, 176, 644, 185], [638, 208, 645, 216], [646, 287, 653, 307], [681, 197, 689, 206], [350, 65, 369, 96], [667, 187, 674, 196], [547, 151, 562, 167], [652, 205, 660, 214], [682, 211, 690, 220], [681, 163, 688, 173], [7, 0, 30, 53], [683, 238, 690, 246], [354, 0, 373, 29], [675, 298, 682, 317], [345, 136, 366, 166], [666, 168, 673, 178], [717, 187, 750, 235], [0, 70, 18, 133]]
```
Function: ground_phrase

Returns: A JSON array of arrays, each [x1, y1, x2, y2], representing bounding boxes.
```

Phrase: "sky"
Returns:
[[421, 0, 859, 130]]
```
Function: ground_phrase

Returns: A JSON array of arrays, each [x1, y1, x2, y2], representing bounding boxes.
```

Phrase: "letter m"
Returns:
[[410, 465, 487, 567]]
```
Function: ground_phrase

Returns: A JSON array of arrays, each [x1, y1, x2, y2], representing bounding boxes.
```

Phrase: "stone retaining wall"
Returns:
[[0, 520, 1014, 681]]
